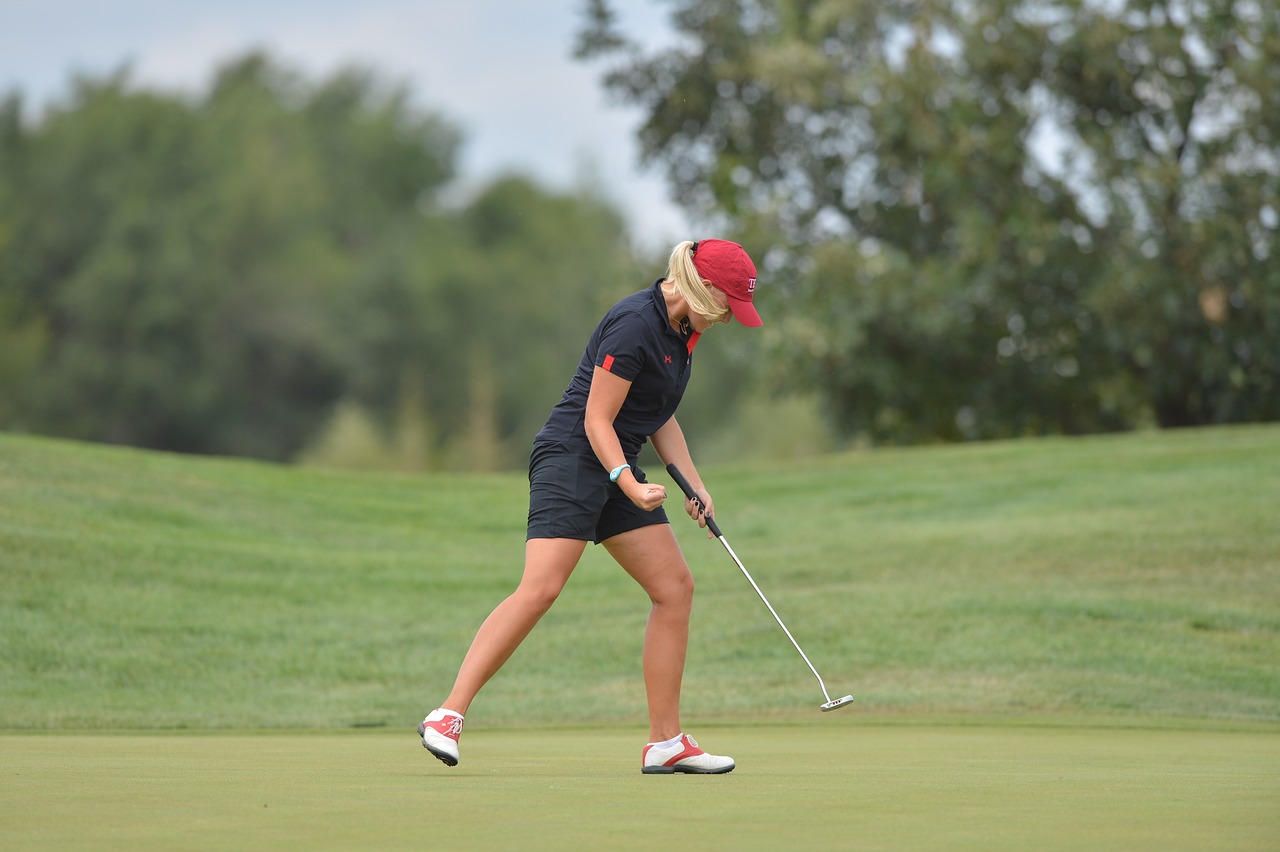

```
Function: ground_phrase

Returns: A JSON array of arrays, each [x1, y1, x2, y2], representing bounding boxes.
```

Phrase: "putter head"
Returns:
[[820, 694, 856, 712]]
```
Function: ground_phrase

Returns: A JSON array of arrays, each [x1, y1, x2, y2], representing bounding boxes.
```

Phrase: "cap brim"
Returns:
[[727, 297, 762, 327]]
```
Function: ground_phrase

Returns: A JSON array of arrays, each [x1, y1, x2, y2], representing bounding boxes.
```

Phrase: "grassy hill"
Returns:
[[1, 426, 1277, 730]]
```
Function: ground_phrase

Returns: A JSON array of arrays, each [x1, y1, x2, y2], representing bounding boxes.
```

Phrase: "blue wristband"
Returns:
[[609, 463, 632, 482]]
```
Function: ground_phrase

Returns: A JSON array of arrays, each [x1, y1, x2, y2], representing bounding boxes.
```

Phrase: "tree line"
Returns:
[[0, 54, 764, 470], [580, 0, 1279, 442], [3, 0, 1277, 470]]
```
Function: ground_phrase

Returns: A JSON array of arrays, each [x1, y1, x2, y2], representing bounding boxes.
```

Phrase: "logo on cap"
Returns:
[[748, 277, 756, 294]]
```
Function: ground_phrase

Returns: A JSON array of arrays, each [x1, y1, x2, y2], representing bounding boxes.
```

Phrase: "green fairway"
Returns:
[[4, 724, 1277, 851], [3, 426, 1279, 849], [2, 425, 1277, 728]]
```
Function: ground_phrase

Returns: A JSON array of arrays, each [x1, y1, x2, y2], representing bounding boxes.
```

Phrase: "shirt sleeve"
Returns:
[[593, 310, 647, 382]]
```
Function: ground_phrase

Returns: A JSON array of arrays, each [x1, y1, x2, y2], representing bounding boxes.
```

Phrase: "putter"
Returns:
[[666, 464, 855, 713]]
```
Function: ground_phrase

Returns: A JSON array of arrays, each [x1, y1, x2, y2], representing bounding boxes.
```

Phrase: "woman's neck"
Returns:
[[662, 281, 689, 332]]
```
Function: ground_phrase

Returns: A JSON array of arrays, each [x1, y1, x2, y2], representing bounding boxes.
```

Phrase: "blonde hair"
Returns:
[[663, 240, 732, 323]]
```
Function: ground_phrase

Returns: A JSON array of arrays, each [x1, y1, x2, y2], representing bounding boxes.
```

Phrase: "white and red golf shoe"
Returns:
[[641, 733, 735, 775], [418, 708, 464, 767]]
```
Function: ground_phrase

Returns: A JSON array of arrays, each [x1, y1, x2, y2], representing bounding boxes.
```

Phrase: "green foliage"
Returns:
[[1, 426, 1276, 730], [578, 0, 1280, 442], [295, 399, 404, 471], [712, 391, 837, 461], [1, 54, 701, 467], [0, 55, 461, 459]]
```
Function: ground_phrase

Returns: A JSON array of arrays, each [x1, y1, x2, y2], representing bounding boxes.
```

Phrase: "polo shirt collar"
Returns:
[[650, 279, 701, 353]]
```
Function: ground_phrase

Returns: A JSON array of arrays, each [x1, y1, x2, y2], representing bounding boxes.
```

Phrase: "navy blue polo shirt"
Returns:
[[534, 281, 700, 459]]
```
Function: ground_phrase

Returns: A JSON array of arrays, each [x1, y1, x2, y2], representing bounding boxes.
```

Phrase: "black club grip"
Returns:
[[665, 464, 723, 538]]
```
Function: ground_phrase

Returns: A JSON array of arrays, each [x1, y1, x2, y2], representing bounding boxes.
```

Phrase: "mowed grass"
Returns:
[[2, 426, 1279, 849], [1, 425, 1277, 728], [5, 724, 1278, 851]]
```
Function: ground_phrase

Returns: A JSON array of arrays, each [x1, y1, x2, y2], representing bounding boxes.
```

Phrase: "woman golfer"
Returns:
[[419, 239, 761, 775]]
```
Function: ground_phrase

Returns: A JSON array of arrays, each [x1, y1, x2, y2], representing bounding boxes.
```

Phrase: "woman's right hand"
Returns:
[[624, 478, 669, 512]]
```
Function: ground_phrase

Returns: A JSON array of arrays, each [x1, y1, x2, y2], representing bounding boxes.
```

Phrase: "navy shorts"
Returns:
[[526, 442, 669, 544]]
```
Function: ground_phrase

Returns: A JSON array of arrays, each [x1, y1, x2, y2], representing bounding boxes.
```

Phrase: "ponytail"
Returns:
[[664, 240, 732, 323]]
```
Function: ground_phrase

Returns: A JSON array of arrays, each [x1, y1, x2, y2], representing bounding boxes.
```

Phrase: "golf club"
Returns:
[[666, 464, 855, 713]]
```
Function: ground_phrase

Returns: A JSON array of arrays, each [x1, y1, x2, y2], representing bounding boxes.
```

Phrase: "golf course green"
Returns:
[[4, 724, 1277, 850], [2, 426, 1277, 848]]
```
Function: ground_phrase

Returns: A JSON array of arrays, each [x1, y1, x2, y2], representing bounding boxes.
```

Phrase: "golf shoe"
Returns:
[[418, 708, 464, 767], [641, 733, 734, 774]]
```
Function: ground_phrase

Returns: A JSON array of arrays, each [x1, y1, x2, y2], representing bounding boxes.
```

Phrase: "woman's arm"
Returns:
[[584, 366, 668, 511], [651, 415, 715, 532]]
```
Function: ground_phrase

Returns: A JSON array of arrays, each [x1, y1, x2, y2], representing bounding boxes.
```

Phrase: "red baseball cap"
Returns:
[[692, 239, 762, 327]]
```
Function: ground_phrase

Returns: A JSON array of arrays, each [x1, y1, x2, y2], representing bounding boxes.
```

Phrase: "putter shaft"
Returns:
[[714, 533, 837, 704], [666, 464, 852, 709]]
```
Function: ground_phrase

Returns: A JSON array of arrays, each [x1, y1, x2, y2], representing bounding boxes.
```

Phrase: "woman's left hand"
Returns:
[[686, 487, 715, 538]]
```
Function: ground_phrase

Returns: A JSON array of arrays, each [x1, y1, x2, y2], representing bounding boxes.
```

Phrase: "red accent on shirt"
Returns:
[[687, 332, 702, 354], [602, 354, 615, 372]]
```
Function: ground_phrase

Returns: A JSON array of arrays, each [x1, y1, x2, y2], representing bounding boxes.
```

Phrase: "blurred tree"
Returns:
[[0, 53, 460, 459], [333, 174, 651, 470], [0, 50, 825, 468], [0, 92, 47, 431], [1040, 2, 1280, 426], [300, 169, 756, 470], [577, 0, 1280, 441]]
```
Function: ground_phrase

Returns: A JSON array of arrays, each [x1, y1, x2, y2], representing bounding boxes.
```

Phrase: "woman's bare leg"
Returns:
[[441, 537, 586, 715], [603, 524, 695, 742]]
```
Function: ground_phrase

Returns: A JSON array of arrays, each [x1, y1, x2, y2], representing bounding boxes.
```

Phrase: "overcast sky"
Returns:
[[1, 0, 691, 251]]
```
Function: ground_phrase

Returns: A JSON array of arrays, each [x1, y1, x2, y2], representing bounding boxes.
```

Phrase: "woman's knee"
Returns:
[[652, 567, 695, 608], [513, 576, 564, 614]]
